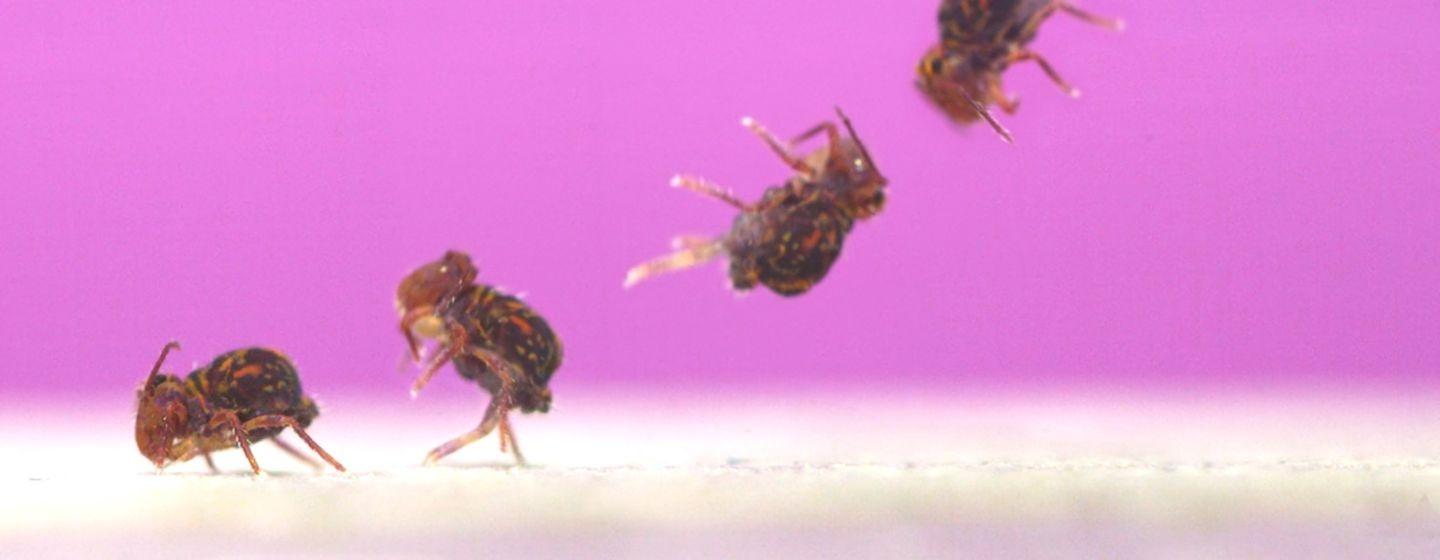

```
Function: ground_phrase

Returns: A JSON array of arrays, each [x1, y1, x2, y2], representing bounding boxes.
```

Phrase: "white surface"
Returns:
[[5, 392, 1440, 558]]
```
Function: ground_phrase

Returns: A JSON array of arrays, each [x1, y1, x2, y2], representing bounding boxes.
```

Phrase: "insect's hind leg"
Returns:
[[623, 237, 726, 289], [985, 77, 1020, 114], [273, 436, 322, 470], [241, 415, 347, 472], [207, 410, 262, 475], [1009, 50, 1080, 98], [471, 348, 526, 466], [1057, 2, 1124, 31], [424, 398, 504, 465], [499, 420, 526, 465]]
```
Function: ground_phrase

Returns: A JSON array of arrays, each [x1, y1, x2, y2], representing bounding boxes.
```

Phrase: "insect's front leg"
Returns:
[[741, 116, 819, 176], [171, 438, 206, 469], [498, 416, 526, 465], [170, 437, 216, 473], [410, 318, 469, 397], [398, 304, 438, 362], [787, 121, 841, 150]]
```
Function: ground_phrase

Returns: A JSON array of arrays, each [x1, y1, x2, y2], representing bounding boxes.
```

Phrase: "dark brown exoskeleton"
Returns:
[[917, 0, 1123, 143], [397, 251, 562, 466], [134, 341, 346, 475], [623, 108, 886, 297]]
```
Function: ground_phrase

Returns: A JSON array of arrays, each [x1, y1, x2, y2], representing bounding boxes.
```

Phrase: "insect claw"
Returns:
[[740, 116, 755, 128], [668, 174, 684, 188], [1068, 88, 1082, 99]]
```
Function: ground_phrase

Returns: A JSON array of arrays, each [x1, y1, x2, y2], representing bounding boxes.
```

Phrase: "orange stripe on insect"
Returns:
[[509, 316, 534, 336], [801, 228, 823, 250], [232, 364, 265, 380]]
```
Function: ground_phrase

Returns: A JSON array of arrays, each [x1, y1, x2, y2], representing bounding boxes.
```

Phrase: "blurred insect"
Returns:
[[624, 108, 886, 296], [134, 341, 346, 475], [917, 0, 1123, 143], [397, 250, 562, 466]]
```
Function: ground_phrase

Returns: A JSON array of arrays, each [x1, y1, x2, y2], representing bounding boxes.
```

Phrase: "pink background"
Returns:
[[1, 1, 1437, 400]]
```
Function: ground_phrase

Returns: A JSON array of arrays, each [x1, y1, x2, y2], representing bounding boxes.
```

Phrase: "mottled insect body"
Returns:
[[724, 186, 855, 296], [624, 108, 886, 297], [940, 0, 1056, 55], [186, 348, 320, 441], [448, 285, 561, 414], [134, 342, 346, 475], [917, 0, 1122, 142], [397, 250, 562, 465]]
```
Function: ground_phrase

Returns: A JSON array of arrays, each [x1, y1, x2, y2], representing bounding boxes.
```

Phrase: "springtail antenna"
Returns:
[[958, 88, 1014, 144], [146, 341, 182, 386]]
